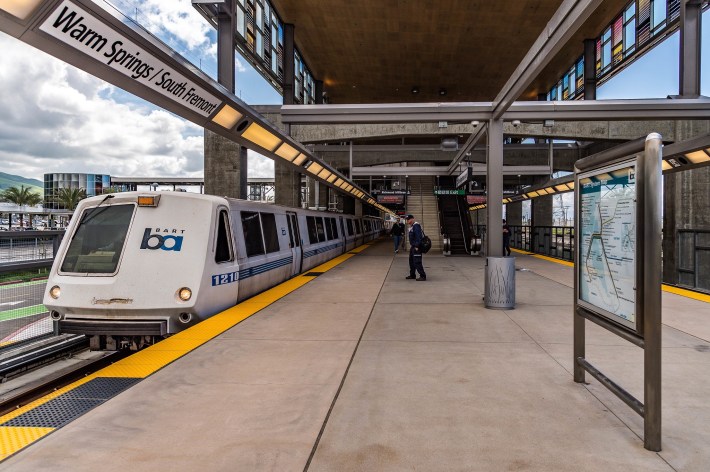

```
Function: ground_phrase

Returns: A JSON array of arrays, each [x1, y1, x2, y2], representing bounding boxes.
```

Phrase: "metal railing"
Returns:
[[0, 231, 64, 351], [474, 225, 574, 261], [677, 229, 710, 293]]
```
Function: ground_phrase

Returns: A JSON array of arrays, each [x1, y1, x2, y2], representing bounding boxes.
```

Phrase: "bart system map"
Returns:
[[579, 164, 637, 328]]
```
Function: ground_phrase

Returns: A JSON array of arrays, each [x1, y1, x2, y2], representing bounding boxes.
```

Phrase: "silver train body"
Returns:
[[43, 192, 384, 350]]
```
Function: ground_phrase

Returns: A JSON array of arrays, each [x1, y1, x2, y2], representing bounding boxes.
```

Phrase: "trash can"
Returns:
[[484, 256, 515, 309]]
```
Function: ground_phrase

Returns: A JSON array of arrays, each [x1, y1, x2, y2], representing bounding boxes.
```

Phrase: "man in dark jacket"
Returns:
[[390, 219, 404, 254], [405, 214, 426, 281]]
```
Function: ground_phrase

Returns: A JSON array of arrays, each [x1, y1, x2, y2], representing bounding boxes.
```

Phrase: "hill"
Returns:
[[0, 172, 43, 196]]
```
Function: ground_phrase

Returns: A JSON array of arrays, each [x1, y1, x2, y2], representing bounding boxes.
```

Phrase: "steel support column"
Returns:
[[583, 38, 597, 100], [216, 1, 235, 92], [486, 119, 504, 257], [679, 0, 703, 97], [283, 24, 295, 105]]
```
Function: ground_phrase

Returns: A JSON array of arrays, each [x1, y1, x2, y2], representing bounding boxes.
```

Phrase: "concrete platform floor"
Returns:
[[2, 240, 709, 471]]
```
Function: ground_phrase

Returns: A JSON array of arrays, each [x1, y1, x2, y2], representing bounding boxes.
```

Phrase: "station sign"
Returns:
[[376, 194, 404, 204], [434, 189, 465, 195], [456, 167, 472, 189], [372, 189, 409, 195], [466, 195, 486, 205], [39, 1, 222, 118]]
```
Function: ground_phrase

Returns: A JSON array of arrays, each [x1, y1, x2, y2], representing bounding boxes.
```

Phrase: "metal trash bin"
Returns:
[[484, 256, 515, 309]]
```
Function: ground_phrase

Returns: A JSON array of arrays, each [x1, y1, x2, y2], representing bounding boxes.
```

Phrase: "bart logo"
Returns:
[[140, 228, 183, 251]]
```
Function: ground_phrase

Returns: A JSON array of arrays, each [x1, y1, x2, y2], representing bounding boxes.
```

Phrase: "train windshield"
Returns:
[[60, 204, 135, 274]]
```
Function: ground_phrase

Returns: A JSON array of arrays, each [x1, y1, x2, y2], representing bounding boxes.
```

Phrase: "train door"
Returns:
[[286, 211, 303, 275], [338, 216, 346, 254]]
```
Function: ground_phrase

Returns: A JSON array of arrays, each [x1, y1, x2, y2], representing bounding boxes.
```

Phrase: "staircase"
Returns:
[[439, 195, 469, 255], [406, 176, 442, 253]]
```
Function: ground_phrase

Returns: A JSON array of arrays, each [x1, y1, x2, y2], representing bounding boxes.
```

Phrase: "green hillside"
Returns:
[[0, 172, 43, 196]]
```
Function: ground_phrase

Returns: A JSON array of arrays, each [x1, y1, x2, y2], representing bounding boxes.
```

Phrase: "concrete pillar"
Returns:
[[354, 199, 363, 218], [274, 23, 301, 206], [204, 0, 247, 199], [204, 130, 246, 198], [306, 177, 316, 208], [315, 80, 324, 104], [532, 195, 553, 227], [506, 202, 523, 226], [663, 166, 710, 289], [275, 161, 301, 208], [583, 39, 596, 100], [679, 0, 702, 97], [317, 182, 328, 210]]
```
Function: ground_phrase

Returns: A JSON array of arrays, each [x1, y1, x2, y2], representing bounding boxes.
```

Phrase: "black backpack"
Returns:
[[420, 234, 432, 253]]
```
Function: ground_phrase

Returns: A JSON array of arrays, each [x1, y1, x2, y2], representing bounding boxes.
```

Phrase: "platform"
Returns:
[[1, 239, 709, 471]]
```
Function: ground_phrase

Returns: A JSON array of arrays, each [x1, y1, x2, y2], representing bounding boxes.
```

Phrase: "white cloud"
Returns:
[[0, 33, 204, 181]]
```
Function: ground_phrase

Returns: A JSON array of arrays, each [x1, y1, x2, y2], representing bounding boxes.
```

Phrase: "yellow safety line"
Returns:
[[514, 250, 710, 303], [0, 248, 366, 461]]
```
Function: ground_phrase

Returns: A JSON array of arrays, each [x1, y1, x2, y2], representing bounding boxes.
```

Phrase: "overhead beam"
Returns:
[[447, 123, 487, 174], [492, 0, 603, 118], [351, 165, 551, 177], [281, 99, 710, 124]]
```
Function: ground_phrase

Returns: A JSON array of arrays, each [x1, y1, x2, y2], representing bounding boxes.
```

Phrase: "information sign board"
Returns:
[[577, 161, 637, 331]]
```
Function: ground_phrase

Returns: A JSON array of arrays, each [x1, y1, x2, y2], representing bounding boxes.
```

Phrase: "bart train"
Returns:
[[43, 192, 385, 350]]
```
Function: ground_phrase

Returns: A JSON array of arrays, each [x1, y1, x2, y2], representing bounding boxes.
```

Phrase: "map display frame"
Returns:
[[577, 159, 638, 333]]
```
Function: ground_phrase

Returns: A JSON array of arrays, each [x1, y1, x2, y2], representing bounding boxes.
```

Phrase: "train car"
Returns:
[[43, 192, 380, 350]]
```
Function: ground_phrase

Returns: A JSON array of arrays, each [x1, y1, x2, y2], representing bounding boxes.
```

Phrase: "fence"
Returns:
[[475, 225, 575, 261], [0, 231, 64, 351], [677, 229, 710, 293]]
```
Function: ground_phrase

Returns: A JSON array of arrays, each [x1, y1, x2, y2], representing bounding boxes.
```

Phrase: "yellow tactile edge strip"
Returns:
[[511, 248, 710, 304], [0, 245, 371, 461]]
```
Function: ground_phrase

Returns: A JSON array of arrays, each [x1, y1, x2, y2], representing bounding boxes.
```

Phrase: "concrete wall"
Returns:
[[274, 161, 301, 208], [506, 202, 523, 226], [532, 195, 553, 227]]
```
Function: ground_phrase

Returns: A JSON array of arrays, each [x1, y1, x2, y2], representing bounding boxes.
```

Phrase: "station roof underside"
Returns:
[[271, 0, 630, 103]]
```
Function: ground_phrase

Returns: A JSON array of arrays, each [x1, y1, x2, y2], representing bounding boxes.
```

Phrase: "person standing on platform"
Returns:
[[503, 219, 511, 256], [390, 219, 404, 254], [405, 214, 426, 281]]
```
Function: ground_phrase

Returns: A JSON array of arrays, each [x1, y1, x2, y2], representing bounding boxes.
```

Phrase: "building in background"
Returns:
[[43, 173, 110, 210]]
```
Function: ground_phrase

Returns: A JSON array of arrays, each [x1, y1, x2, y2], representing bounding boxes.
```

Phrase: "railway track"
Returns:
[[0, 339, 130, 416]]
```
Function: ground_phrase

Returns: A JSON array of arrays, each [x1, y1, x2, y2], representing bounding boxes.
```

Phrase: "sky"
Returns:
[[0, 1, 707, 184]]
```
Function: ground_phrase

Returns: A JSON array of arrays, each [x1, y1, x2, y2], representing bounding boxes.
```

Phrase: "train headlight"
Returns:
[[49, 285, 61, 299], [178, 287, 192, 301]]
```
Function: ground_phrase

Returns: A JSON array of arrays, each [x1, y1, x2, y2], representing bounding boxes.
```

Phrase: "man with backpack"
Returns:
[[405, 214, 427, 281]]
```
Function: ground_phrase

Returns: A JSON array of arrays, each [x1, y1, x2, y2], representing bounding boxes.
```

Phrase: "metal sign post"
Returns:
[[573, 133, 662, 451]]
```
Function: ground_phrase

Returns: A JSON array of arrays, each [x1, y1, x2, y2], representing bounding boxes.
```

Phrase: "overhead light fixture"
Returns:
[[684, 150, 710, 164], [212, 105, 243, 129], [275, 142, 300, 161], [0, 0, 43, 19], [567, 181, 575, 190], [334, 178, 345, 187], [292, 154, 307, 166], [241, 123, 281, 151], [439, 88, 447, 96], [317, 169, 332, 180], [555, 184, 569, 192], [661, 160, 673, 171], [326, 174, 338, 183], [543, 187, 555, 194], [411, 86, 419, 94], [537, 188, 548, 195], [307, 162, 323, 175]]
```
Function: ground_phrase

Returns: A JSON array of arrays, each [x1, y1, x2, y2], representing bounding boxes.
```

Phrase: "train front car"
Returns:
[[44, 192, 239, 350]]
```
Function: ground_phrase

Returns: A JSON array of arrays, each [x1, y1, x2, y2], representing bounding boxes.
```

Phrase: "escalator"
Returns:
[[438, 194, 473, 255]]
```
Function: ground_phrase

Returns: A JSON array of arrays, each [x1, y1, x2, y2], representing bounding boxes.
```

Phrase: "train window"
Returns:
[[60, 204, 134, 274], [316, 217, 326, 242], [241, 211, 265, 257], [260, 212, 280, 253], [306, 216, 318, 244], [215, 209, 234, 263], [291, 215, 301, 247], [355, 220, 362, 234], [330, 218, 338, 238], [324, 217, 333, 240], [346, 219, 354, 236], [286, 215, 295, 247]]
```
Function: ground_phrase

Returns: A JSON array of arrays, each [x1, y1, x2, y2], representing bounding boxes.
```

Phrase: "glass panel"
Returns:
[[624, 18, 636, 52], [316, 218, 326, 242], [324, 217, 333, 240], [215, 210, 233, 263], [652, 0, 667, 30], [241, 211, 265, 257], [306, 216, 318, 244], [286, 214, 295, 248], [60, 204, 134, 274], [291, 215, 300, 247], [260, 213, 280, 253], [237, 8, 245, 37], [346, 219, 354, 236], [355, 220, 362, 234], [330, 218, 339, 239], [256, 3, 263, 29]]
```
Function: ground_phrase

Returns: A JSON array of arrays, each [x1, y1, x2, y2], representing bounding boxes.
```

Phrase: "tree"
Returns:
[[1, 185, 42, 228], [54, 187, 87, 211]]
